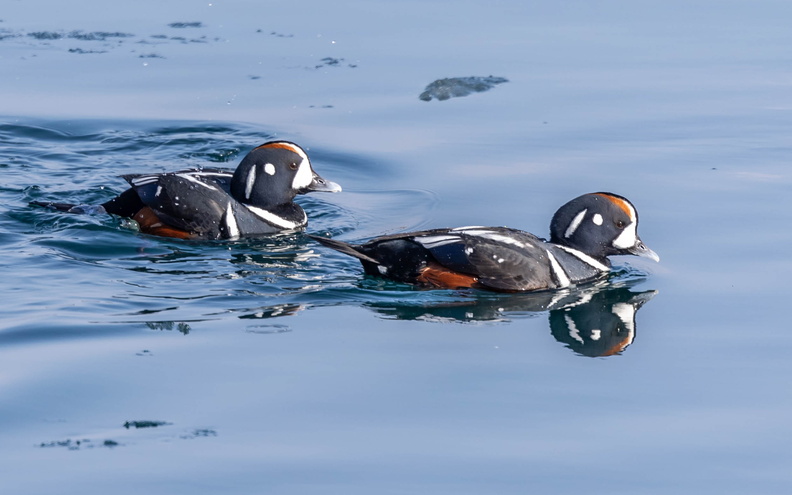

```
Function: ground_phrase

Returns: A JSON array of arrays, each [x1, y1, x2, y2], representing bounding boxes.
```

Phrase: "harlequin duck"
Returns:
[[310, 192, 659, 292], [31, 141, 341, 240]]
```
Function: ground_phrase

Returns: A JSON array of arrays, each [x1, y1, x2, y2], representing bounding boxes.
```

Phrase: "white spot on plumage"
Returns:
[[546, 249, 571, 287], [564, 209, 587, 238], [264, 163, 276, 176], [245, 166, 257, 200], [377, 265, 388, 275], [464, 247, 474, 255], [591, 329, 602, 341], [592, 213, 603, 226], [155, 185, 162, 197]]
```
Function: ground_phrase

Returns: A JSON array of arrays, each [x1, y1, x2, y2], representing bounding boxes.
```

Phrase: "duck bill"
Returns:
[[626, 238, 660, 262], [302, 173, 342, 194]]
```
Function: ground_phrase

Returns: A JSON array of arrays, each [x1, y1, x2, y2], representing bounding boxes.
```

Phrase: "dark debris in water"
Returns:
[[419, 75, 509, 101], [68, 48, 107, 55], [181, 429, 217, 439], [124, 420, 171, 429], [146, 321, 191, 334], [3, 22, 221, 59], [168, 22, 204, 29], [261, 30, 294, 38], [27, 31, 65, 40], [27, 30, 133, 41], [39, 438, 120, 450], [69, 31, 133, 41], [38, 422, 216, 450], [315, 57, 357, 69]]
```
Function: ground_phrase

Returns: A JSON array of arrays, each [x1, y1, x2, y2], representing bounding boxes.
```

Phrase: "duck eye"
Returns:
[[616, 220, 626, 229], [289, 162, 299, 170]]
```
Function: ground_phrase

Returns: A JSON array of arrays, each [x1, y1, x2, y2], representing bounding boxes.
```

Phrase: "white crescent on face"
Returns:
[[602, 194, 638, 250], [291, 158, 313, 190], [613, 200, 638, 249], [288, 146, 314, 191], [612, 220, 638, 249]]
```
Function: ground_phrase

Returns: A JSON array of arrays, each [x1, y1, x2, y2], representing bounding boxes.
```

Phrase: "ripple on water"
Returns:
[[0, 118, 657, 348]]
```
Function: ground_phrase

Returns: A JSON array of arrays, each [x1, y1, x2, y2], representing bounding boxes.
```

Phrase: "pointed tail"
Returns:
[[308, 235, 379, 264], [30, 201, 106, 214], [30, 201, 79, 212]]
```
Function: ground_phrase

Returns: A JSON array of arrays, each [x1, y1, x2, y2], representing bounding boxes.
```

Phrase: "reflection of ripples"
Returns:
[[549, 287, 655, 357], [361, 278, 657, 357]]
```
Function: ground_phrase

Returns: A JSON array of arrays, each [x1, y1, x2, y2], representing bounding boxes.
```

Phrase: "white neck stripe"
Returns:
[[555, 245, 610, 272], [244, 204, 305, 230]]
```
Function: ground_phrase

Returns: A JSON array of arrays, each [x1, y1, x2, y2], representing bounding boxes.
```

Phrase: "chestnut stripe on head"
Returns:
[[254, 141, 309, 163], [594, 193, 636, 222]]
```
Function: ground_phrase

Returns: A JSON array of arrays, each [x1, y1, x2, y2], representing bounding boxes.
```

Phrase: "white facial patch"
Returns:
[[245, 166, 257, 200], [592, 213, 603, 226], [291, 158, 314, 190], [612, 221, 638, 249], [564, 209, 587, 238], [264, 163, 276, 176]]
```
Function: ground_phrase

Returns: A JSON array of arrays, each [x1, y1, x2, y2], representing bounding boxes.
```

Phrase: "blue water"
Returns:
[[3, 1, 792, 494]]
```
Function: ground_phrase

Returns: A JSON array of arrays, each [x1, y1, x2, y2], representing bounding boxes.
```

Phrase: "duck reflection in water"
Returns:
[[365, 280, 656, 357]]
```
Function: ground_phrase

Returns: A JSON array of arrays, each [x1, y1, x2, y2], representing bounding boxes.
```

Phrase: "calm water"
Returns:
[[3, 1, 792, 494]]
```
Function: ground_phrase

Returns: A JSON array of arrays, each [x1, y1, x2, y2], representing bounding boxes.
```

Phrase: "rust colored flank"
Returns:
[[133, 207, 194, 239], [416, 262, 480, 289]]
